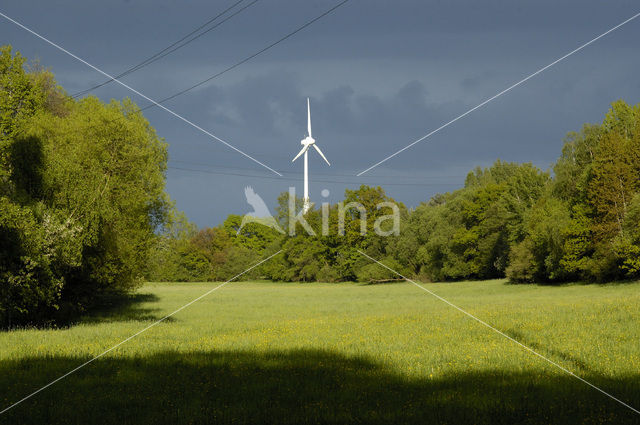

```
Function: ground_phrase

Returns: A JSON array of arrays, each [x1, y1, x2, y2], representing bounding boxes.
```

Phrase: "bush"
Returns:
[[0, 198, 62, 327], [316, 264, 340, 283], [355, 257, 406, 283], [505, 240, 536, 283]]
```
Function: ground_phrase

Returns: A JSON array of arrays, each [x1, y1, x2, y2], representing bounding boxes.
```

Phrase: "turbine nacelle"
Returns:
[[292, 137, 329, 165], [301, 136, 315, 146]]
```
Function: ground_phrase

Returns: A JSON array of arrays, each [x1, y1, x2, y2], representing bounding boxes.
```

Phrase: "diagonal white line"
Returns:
[[0, 250, 282, 416], [0, 11, 283, 177], [357, 11, 640, 176], [357, 250, 640, 415]]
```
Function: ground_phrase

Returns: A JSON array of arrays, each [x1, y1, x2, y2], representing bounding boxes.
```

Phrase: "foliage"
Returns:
[[394, 100, 640, 284], [0, 46, 169, 326], [505, 195, 571, 282], [511, 100, 640, 283], [355, 257, 407, 283], [152, 185, 407, 283], [395, 161, 549, 281], [146, 211, 280, 282]]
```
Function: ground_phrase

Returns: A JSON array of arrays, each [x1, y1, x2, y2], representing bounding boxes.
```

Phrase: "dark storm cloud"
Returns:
[[162, 71, 466, 169], [2, 0, 640, 225]]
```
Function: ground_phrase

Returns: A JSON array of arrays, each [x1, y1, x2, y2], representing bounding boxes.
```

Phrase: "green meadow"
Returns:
[[1, 280, 639, 424]]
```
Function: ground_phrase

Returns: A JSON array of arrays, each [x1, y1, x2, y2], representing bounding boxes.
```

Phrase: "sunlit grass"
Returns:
[[1, 280, 639, 424]]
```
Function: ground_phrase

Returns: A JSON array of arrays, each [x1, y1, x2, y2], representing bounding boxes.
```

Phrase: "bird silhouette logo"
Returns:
[[238, 186, 285, 234]]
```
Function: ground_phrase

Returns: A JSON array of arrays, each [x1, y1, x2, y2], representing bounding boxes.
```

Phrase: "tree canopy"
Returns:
[[1, 46, 169, 327]]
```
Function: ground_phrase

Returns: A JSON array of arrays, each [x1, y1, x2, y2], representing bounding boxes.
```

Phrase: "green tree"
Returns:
[[1, 46, 170, 325], [23, 96, 169, 306], [146, 209, 198, 282], [399, 161, 548, 281], [506, 195, 571, 283], [0, 46, 45, 196]]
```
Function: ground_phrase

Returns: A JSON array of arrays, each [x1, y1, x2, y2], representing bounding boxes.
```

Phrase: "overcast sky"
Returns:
[[2, 0, 640, 226]]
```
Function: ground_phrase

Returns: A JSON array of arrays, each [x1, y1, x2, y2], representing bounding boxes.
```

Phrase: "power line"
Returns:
[[169, 159, 467, 180], [72, 0, 252, 97], [141, 0, 351, 111], [72, 0, 258, 98], [168, 165, 461, 187]]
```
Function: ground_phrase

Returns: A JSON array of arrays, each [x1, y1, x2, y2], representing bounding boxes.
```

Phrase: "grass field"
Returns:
[[1, 280, 639, 424]]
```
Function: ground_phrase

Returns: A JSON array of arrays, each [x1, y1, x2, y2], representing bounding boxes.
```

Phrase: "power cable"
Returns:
[[141, 0, 351, 111], [169, 159, 467, 179], [168, 165, 462, 186], [72, 0, 258, 98]]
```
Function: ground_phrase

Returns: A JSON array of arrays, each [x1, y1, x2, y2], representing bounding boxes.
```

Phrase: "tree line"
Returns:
[[145, 186, 407, 283], [148, 101, 640, 285]]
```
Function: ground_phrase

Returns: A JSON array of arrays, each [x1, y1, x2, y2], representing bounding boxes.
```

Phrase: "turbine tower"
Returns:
[[292, 98, 330, 213]]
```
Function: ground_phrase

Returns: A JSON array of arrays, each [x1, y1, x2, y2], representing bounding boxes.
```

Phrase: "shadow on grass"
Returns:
[[505, 329, 592, 373], [1, 349, 638, 425], [68, 292, 174, 326]]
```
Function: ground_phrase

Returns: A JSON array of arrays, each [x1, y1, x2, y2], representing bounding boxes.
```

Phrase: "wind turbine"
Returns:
[[292, 98, 330, 213]]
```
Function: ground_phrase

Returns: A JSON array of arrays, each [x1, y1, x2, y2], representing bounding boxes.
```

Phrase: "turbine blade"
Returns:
[[307, 97, 312, 138], [313, 144, 330, 166], [292, 145, 308, 162]]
